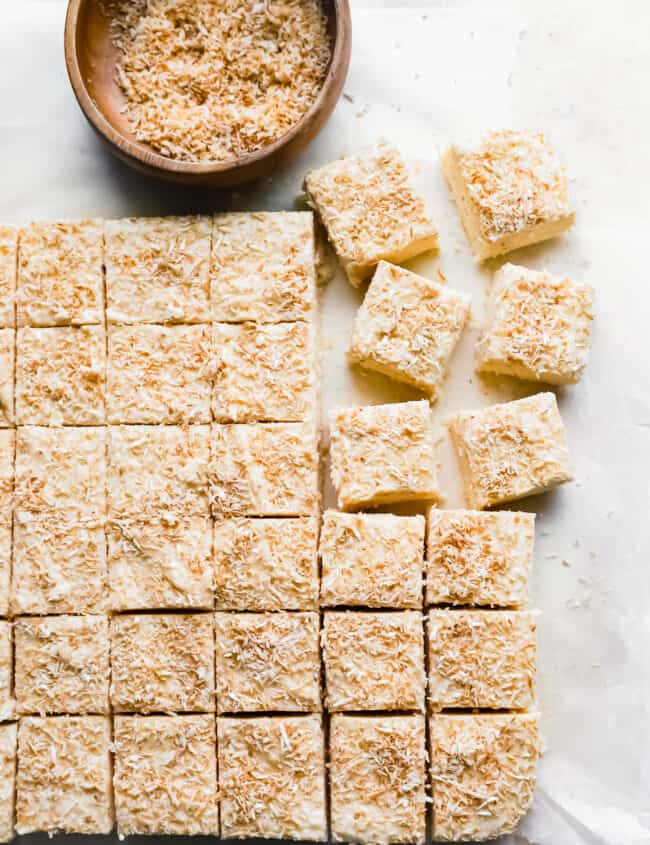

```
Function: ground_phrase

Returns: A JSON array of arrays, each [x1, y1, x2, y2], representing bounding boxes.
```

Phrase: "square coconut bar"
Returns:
[[212, 211, 316, 322], [0, 724, 16, 843], [0, 225, 17, 328], [426, 509, 534, 608], [113, 714, 218, 836], [105, 216, 211, 324], [11, 510, 107, 615], [209, 422, 319, 517], [16, 326, 105, 425], [17, 220, 104, 327], [0, 330, 13, 427], [476, 263, 595, 385], [16, 715, 113, 835], [214, 517, 319, 610], [304, 144, 438, 287], [322, 611, 425, 712], [212, 321, 317, 422], [428, 610, 536, 711], [348, 261, 470, 398], [108, 514, 213, 611], [107, 424, 210, 517], [330, 714, 426, 845], [0, 522, 9, 617], [215, 611, 321, 713], [14, 615, 109, 716], [329, 400, 440, 511], [15, 426, 105, 513], [110, 613, 215, 713], [320, 511, 424, 609], [441, 130, 574, 260], [218, 714, 326, 840], [430, 713, 539, 841], [448, 392, 573, 509], [0, 622, 13, 722], [0, 430, 13, 515]]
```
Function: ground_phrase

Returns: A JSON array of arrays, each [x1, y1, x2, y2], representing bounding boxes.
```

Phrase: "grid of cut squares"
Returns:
[[0, 330, 14, 427], [0, 724, 16, 843]]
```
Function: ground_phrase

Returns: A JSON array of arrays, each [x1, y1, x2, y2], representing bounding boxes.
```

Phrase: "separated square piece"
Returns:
[[305, 145, 438, 287], [17, 220, 104, 326], [330, 714, 426, 845], [426, 509, 534, 608], [218, 715, 326, 840], [108, 424, 210, 517], [215, 611, 320, 713], [108, 514, 213, 611], [16, 715, 113, 835], [214, 517, 318, 610], [212, 211, 315, 322], [15, 426, 105, 513], [0, 225, 17, 328], [209, 422, 318, 516], [322, 611, 425, 712], [105, 216, 211, 324], [428, 610, 536, 711], [16, 326, 105, 425], [448, 392, 572, 509], [107, 324, 212, 424], [0, 623, 13, 722], [320, 511, 424, 609], [430, 713, 539, 841], [113, 714, 218, 836], [329, 400, 440, 511], [476, 263, 595, 384], [212, 321, 317, 422], [0, 523, 9, 617], [442, 130, 574, 260], [15, 615, 109, 716], [348, 262, 470, 397], [0, 430, 13, 514], [0, 330, 14, 426], [110, 613, 214, 713], [0, 724, 16, 843]]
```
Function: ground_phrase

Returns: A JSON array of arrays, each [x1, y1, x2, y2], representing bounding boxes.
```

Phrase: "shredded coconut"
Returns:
[[0, 622, 14, 722], [0, 724, 16, 843], [0, 330, 14, 426], [0, 225, 17, 329]]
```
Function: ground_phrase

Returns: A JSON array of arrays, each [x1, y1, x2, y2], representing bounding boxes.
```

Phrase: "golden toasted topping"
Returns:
[[0, 225, 17, 329], [0, 523, 9, 618], [0, 430, 13, 514], [0, 723, 16, 843], [0, 330, 14, 426], [0, 622, 13, 722]]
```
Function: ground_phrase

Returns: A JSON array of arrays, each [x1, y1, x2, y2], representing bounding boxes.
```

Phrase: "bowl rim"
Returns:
[[64, 0, 351, 176]]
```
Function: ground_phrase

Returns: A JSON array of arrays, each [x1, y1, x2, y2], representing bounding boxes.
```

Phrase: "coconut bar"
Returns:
[[0, 724, 16, 842], [0, 623, 13, 722], [0, 226, 17, 329], [0, 330, 13, 427]]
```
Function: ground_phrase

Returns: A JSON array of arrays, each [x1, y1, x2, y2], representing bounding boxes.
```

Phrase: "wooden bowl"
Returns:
[[64, 0, 351, 187]]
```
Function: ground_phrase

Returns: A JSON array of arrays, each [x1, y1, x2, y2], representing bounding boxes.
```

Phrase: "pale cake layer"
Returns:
[[320, 511, 425, 609], [214, 517, 319, 610], [0, 330, 13, 426], [330, 714, 426, 845], [215, 611, 321, 713], [0, 523, 9, 618], [0, 430, 13, 514], [348, 261, 470, 397], [218, 715, 327, 840], [329, 400, 440, 510], [0, 226, 17, 329], [0, 622, 13, 722], [322, 611, 425, 712], [0, 724, 16, 843], [448, 392, 572, 509], [426, 509, 534, 607], [430, 713, 539, 841]]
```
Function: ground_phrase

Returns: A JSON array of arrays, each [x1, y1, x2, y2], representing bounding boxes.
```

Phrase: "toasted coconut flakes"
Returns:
[[0, 724, 16, 842], [0, 225, 17, 329], [0, 523, 9, 618], [0, 622, 14, 722], [0, 430, 13, 514], [0, 330, 14, 427]]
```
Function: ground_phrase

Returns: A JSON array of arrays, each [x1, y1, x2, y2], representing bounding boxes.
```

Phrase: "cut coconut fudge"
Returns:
[[330, 714, 426, 845], [16, 715, 113, 835], [110, 613, 215, 713], [17, 220, 104, 326], [11, 510, 107, 614], [105, 216, 211, 324], [0, 523, 9, 617], [113, 714, 219, 836], [15, 426, 105, 513], [107, 424, 210, 517], [215, 611, 321, 713], [0, 622, 13, 722], [209, 422, 319, 516], [0, 330, 13, 426], [348, 261, 470, 398], [107, 324, 212, 424], [214, 517, 319, 610], [212, 321, 317, 422], [476, 263, 595, 384], [426, 509, 534, 608], [0, 724, 16, 843], [14, 615, 109, 716], [15, 325, 105, 425], [441, 130, 574, 260], [0, 225, 17, 329], [304, 144, 438, 286], [428, 610, 536, 711], [0, 430, 12, 515], [430, 713, 539, 841], [320, 511, 424, 609], [329, 400, 440, 511], [322, 611, 425, 712], [107, 514, 213, 611], [211, 211, 316, 323], [218, 715, 327, 840]]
